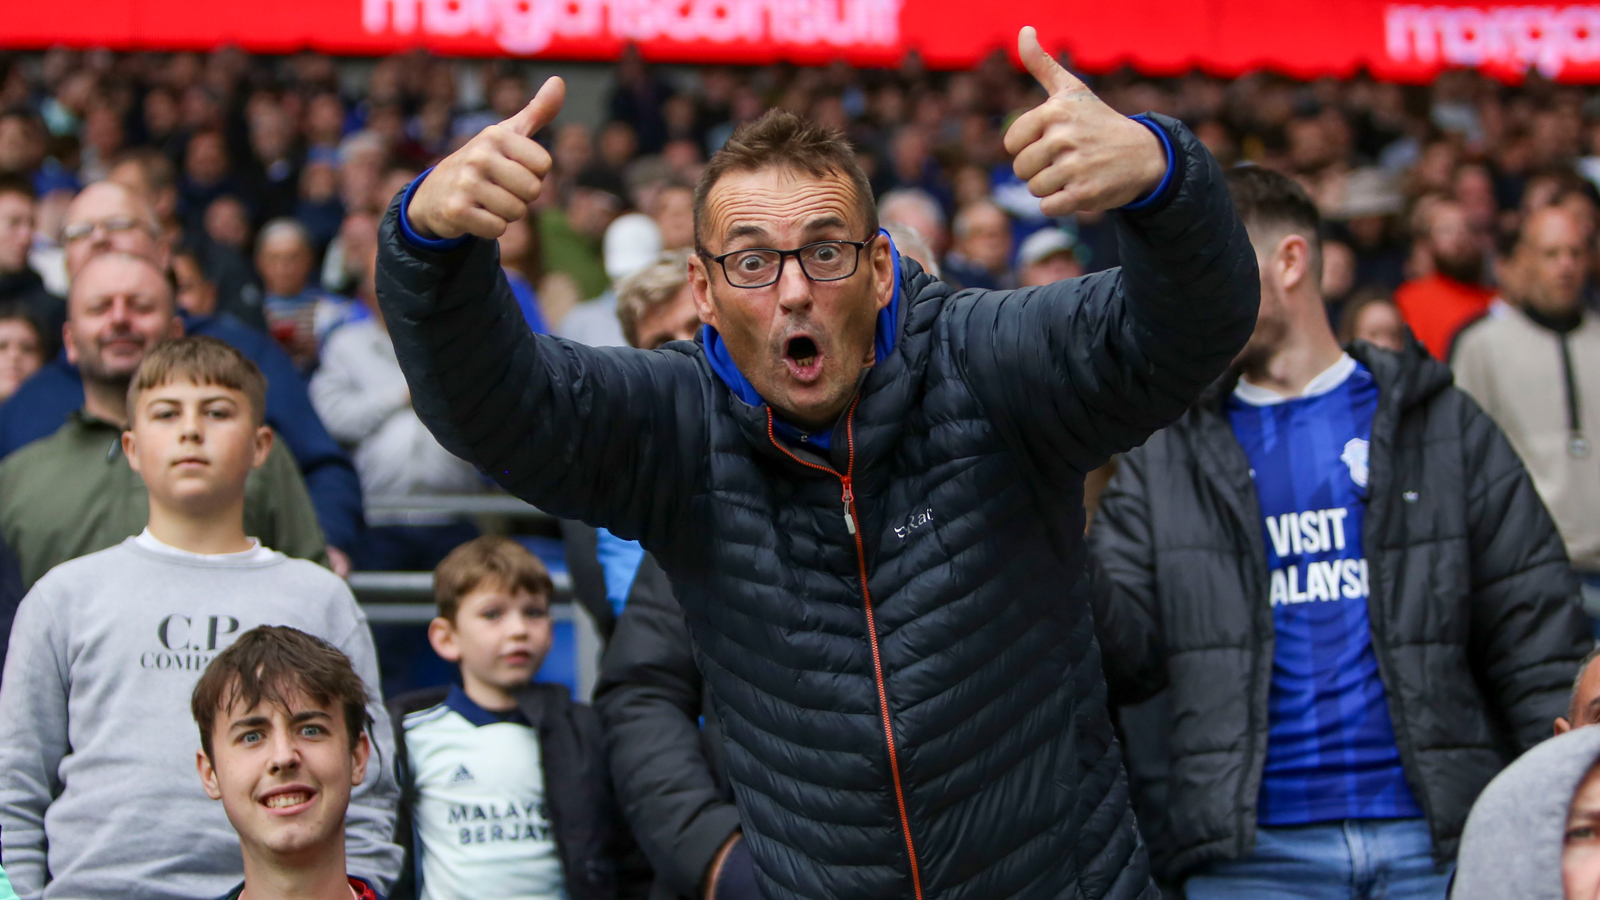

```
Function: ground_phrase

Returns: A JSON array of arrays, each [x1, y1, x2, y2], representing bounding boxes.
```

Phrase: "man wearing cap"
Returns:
[[376, 27, 1259, 900], [1017, 228, 1084, 287]]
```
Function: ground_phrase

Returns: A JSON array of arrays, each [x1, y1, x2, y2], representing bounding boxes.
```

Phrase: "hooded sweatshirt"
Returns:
[[1451, 725, 1600, 900], [0, 534, 402, 900]]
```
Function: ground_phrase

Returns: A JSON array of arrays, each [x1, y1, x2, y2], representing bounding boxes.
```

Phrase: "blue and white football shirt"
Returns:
[[402, 685, 567, 899], [1226, 354, 1422, 826]]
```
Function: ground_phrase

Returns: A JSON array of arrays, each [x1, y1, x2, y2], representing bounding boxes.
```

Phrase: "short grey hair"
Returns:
[[884, 224, 940, 279], [879, 188, 946, 235], [615, 249, 692, 348], [256, 218, 312, 254]]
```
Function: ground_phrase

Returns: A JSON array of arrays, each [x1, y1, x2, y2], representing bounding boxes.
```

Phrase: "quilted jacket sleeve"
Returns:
[[1457, 391, 1592, 751], [373, 196, 706, 546], [1086, 447, 1170, 707], [957, 114, 1259, 479]]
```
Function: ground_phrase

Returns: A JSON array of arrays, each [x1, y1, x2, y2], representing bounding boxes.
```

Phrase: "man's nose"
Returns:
[[775, 257, 813, 311], [267, 732, 301, 773]]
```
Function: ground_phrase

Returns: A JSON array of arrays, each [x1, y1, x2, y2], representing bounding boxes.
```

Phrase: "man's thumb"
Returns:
[[504, 76, 567, 137], [1018, 26, 1079, 95]]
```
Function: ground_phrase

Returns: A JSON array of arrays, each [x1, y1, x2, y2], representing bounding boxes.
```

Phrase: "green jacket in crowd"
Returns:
[[0, 410, 328, 588]]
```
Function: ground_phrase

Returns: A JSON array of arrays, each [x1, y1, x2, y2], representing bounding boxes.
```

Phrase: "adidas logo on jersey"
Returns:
[[450, 765, 474, 783]]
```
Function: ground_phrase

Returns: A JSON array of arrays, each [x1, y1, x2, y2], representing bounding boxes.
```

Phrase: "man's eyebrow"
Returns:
[[229, 715, 271, 731], [723, 223, 771, 244], [802, 215, 851, 234], [290, 709, 334, 724], [1582, 694, 1600, 720]]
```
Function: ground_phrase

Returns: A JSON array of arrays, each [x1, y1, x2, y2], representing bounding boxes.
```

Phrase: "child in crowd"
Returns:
[[388, 536, 645, 900], [0, 336, 400, 899], [192, 626, 384, 900], [0, 302, 44, 405]]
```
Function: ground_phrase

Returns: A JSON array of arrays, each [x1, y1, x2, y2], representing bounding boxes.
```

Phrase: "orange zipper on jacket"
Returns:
[[766, 398, 925, 900]]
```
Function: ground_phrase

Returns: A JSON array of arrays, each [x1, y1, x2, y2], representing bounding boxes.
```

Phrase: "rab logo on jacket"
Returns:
[[1264, 509, 1370, 606]]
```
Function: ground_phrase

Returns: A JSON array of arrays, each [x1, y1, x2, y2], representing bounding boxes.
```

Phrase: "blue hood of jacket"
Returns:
[[701, 229, 903, 449]]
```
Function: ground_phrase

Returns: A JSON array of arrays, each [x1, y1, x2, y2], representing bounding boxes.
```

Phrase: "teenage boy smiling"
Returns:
[[0, 336, 400, 899]]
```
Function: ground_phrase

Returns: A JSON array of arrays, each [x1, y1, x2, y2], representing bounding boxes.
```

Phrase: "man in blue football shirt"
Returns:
[[1090, 166, 1591, 899]]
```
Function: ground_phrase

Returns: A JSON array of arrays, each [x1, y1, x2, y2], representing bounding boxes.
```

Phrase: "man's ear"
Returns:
[[198, 748, 224, 800], [872, 233, 895, 312], [62, 322, 76, 365], [1558, 717, 1574, 736], [1277, 233, 1312, 292], [350, 729, 371, 787], [251, 425, 274, 470], [427, 617, 462, 663], [687, 255, 720, 332]]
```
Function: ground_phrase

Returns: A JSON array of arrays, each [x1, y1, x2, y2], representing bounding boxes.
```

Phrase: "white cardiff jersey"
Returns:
[[403, 686, 567, 900]]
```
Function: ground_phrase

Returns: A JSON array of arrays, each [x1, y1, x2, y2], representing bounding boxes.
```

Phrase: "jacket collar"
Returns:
[[699, 229, 904, 449], [1196, 335, 1451, 414]]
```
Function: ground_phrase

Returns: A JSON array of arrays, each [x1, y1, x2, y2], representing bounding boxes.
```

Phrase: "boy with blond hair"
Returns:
[[192, 625, 383, 900], [0, 336, 400, 899], [388, 535, 645, 900]]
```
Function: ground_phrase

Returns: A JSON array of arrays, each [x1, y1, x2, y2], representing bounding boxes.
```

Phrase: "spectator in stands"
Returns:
[[170, 242, 219, 317], [110, 149, 266, 329], [615, 250, 697, 352], [0, 180, 364, 569], [1092, 167, 1589, 896], [1557, 647, 1600, 736], [310, 241, 481, 572], [388, 537, 647, 900], [1016, 227, 1083, 287], [192, 627, 387, 900], [543, 167, 626, 302], [0, 336, 400, 899], [558, 211, 661, 348], [0, 176, 63, 355], [882, 224, 939, 278], [1451, 725, 1600, 900], [0, 108, 45, 180], [878, 188, 949, 259], [1394, 198, 1494, 358], [653, 181, 695, 252], [1454, 206, 1600, 627], [256, 218, 364, 373], [0, 255, 327, 586], [1336, 289, 1407, 352], [240, 100, 301, 224], [0, 302, 43, 404], [942, 198, 1013, 290]]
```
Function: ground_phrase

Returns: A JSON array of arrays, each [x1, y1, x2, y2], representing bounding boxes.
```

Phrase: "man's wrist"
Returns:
[[1121, 115, 1177, 212], [397, 168, 467, 251]]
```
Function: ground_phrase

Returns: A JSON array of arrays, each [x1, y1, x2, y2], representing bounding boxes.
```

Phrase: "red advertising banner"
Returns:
[[9, 0, 1600, 82]]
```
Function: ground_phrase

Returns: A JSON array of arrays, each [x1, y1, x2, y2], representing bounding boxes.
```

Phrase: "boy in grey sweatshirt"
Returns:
[[0, 335, 401, 899]]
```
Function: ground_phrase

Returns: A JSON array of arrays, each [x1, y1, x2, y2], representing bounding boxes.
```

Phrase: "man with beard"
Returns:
[[1394, 199, 1494, 359], [0, 252, 326, 588], [376, 26, 1259, 900], [1090, 167, 1588, 899]]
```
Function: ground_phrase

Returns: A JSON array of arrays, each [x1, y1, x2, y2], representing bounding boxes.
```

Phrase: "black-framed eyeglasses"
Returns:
[[61, 217, 156, 245], [703, 234, 876, 289]]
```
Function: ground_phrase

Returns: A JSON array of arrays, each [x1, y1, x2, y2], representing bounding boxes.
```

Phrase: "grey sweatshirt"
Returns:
[[1452, 724, 1600, 900], [0, 535, 403, 900]]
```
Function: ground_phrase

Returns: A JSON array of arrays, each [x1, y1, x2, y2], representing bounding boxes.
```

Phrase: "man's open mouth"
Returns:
[[260, 787, 316, 813], [784, 335, 823, 383]]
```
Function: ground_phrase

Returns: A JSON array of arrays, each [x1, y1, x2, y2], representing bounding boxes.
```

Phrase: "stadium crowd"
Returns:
[[4, 37, 1600, 900]]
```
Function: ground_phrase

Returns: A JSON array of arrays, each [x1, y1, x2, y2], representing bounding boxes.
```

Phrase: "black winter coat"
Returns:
[[592, 551, 742, 900], [1089, 339, 1592, 882], [374, 114, 1259, 900], [386, 683, 650, 900]]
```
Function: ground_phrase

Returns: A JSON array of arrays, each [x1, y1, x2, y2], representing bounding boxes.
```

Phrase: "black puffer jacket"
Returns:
[[592, 551, 742, 900], [1089, 339, 1592, 883], [375, 114, 1259, 900]]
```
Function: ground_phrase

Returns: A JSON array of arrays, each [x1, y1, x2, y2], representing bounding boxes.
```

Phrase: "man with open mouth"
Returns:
[[376, 25, 1259, 900]]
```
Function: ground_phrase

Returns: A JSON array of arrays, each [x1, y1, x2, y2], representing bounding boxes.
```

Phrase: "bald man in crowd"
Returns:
[[0, 181, 364, 570]]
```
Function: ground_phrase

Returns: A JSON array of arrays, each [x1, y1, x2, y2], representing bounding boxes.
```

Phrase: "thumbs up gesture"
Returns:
[[407, 76, 566, 241], [1003, 28, 1169, 216]]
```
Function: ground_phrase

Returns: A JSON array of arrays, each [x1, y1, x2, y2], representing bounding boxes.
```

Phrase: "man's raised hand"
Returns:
[[407, 76, 566, 241], [1002, 28, 1169, 216]]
